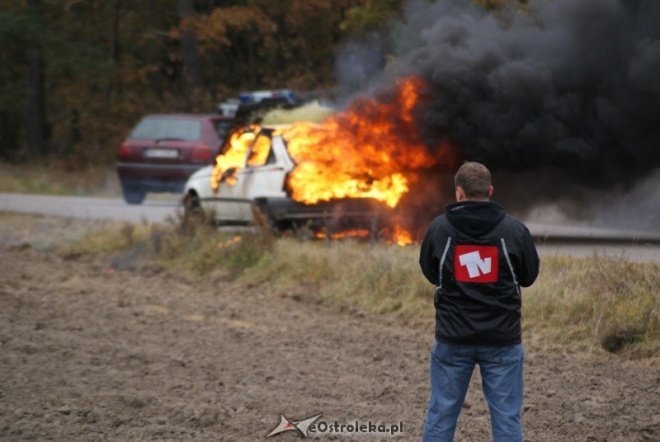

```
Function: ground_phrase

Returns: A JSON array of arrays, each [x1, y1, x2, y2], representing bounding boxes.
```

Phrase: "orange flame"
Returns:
[[211, 126, 271, 190], [314, 228, 371, 240], [390, 225, 414, 246], [216, 235, 242, 249], [280, 77, 438, 208], [314, 226, 414, 246]]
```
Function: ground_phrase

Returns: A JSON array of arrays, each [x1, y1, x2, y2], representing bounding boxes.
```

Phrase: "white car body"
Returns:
[[183, 131, 294, 224], [183, 127, 387, 230]]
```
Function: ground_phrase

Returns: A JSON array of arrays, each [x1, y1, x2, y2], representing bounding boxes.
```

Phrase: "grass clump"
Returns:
[[58, 216, 274, 278], [58, 222, 152, 258], [243, 238, 433, 325], [523, 256, 659, 358], [155, 220, 274, 277], [600, 326, 645, 354]]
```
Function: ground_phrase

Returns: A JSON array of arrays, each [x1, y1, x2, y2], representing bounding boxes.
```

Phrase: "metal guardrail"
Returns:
[[527, 223, 660, 245]]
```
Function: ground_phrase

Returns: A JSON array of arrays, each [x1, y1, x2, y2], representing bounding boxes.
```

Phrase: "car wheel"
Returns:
[[251, 199, 280, 233], [183, 192, 205, 223], [121, 183, 146, 205]]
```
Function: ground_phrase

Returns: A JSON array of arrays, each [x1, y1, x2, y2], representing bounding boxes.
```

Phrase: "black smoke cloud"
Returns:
[[389, 0, 660, 224], [334, 36, 388, 99], [403, 0, 660, 179]]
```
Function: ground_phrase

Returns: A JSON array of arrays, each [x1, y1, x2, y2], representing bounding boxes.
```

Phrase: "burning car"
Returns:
[[183, 77, 455, 244], [182, 125, 388, 234]]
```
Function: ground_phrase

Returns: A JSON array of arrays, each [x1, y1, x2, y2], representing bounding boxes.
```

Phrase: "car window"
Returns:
[[264, 148, 276, 165], [213, 119, 232, 143], [246, 133, 272, 167], [130, 118, 202, 141]]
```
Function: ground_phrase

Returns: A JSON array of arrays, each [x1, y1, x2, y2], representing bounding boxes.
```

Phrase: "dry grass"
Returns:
[[57, 221, 153, 258], [242, 239, 659, 358], [59, 219, 659, 359], [57, 216, 274, 278], [0, 162, 119, 196], [523, 256, 659, 358], [242, 238, 433, 326]]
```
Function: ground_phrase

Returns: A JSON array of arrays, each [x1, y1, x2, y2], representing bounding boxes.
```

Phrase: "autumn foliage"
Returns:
[[0, 0, 521, 165]]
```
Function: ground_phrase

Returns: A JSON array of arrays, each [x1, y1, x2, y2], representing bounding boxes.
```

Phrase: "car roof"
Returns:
[[142, 114, 232, 120], [263, 124, 292, 130]]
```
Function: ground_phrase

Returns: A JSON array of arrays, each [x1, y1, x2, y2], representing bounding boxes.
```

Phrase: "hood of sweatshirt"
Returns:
[[445, 200, 506, 237]]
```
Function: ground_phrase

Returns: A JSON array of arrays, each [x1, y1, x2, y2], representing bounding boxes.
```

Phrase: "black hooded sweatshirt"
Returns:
[[419, 201, 539, 346]]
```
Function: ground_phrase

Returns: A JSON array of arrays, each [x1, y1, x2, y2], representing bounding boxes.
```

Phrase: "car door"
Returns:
[[229, 132, 290, 221], [213, 166, 251, 222], [188, 166, 240, 223]]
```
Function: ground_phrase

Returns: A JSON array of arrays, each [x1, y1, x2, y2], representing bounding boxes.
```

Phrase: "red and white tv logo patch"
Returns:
[[454, 245, 499, 283]]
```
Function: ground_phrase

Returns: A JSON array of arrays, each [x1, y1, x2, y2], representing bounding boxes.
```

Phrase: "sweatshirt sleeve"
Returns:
[[419, 223, 440, 285], [516, 225, 540, 287]]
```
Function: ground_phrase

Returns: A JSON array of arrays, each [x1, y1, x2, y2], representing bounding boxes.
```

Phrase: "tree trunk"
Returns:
[[110, 0, 121, 63], [25, 0, 48, 159], [178, 0, 201, 88], [247, 37, 256, 89]]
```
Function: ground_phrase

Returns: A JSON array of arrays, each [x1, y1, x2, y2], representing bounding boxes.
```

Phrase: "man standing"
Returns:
[[419, 162, 539, 442]]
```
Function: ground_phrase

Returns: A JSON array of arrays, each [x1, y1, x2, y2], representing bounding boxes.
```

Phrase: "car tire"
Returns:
[[251, 199, 280, 233], [121, 183, 146, 205], [183, 192, 205, 223]]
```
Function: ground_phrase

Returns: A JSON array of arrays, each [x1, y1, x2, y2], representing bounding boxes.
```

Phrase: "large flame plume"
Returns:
[[280, 77, 440, 208], [211, 125, 269, 188], [210, 76, 455, 242]]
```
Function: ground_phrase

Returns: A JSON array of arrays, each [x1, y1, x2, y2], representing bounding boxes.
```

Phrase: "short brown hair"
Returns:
[[454, 162, 491, 199]]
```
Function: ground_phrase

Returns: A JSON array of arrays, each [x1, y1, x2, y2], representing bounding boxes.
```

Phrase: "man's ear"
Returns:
[[488, 185, 494, 199], [456, 186, 465, 201]]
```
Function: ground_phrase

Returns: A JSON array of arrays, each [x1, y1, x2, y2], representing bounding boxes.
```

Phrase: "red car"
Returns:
[[116, 114, 232, 204]]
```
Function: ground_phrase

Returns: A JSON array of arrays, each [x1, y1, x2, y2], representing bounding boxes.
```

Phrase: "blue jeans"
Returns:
[[422, 342, 524, 442]]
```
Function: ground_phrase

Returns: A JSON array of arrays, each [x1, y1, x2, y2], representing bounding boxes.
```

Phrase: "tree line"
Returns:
[[0, 0, 511, 165]]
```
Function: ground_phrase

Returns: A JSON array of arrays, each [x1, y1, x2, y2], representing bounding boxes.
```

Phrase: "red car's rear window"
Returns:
[[130, 118, 202, 141], [213, 119, 232, 142]]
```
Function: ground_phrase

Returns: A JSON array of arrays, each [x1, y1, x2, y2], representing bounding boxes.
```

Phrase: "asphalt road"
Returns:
[[1, 192, 659, 261], [0, 193, 180, 224]]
